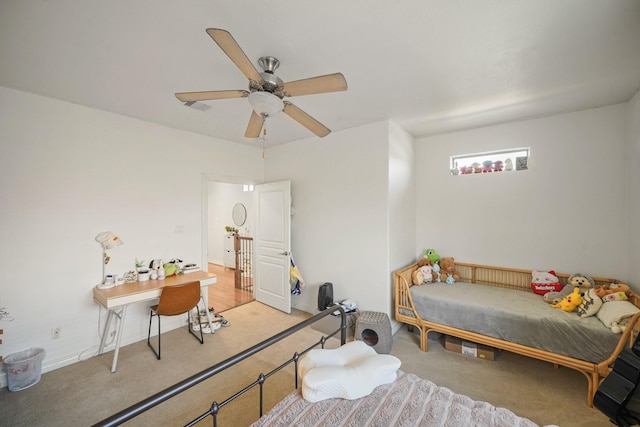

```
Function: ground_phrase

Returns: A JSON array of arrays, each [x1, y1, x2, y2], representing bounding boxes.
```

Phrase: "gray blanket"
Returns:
[[409, 282, 619, 363], [251, 371, 555, 427]]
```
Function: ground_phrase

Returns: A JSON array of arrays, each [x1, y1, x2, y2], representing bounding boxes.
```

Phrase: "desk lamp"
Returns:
[[95, 231, 123, 289]]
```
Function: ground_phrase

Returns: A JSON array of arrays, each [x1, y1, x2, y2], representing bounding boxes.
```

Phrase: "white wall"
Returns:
[[387, 122, 416, 315], [628, 90, 640, 285], [207, 182, 254, 265], [2, 83, 636, 386], [264, 122, 393, 315], [0, 86, 264, 384], [415, 104, 629, 279]]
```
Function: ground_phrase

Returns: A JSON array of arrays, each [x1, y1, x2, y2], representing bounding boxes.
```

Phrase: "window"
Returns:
[[450, 148, 529, 175]]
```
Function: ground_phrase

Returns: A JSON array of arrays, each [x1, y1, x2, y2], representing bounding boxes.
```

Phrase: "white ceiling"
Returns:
[[1, 1, 639, 148]]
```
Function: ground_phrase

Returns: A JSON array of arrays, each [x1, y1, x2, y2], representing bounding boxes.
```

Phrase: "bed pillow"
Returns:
[[531, 270, 562, 295], [597, 300, 640, 333], [298, 340, 401, 402], [576, 288, 603, 318]]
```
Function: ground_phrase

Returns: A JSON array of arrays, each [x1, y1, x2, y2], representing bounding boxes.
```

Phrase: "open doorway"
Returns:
[[205, 179, 255, 314], [206, 263, 254, 314]]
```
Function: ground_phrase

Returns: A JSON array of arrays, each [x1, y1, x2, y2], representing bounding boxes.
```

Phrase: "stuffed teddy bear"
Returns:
[[412, 258, 435, 285], [439, 257, 460, 283], [594, 282, 634, 299], [551, 287, 583, 312], [567, 273, 595, 296], [545, 272, 595, 304], [531, 270, 562, 298]]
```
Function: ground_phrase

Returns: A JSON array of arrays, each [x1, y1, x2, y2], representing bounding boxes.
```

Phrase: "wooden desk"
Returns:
[[93, 271, 217, 373]]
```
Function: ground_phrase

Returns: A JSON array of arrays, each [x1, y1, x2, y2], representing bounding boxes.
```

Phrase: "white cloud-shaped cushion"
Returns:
[[298, 340, 401, 402]]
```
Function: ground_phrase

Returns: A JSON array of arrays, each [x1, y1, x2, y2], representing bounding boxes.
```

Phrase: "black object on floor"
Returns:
[[595, 345, 640, 426]]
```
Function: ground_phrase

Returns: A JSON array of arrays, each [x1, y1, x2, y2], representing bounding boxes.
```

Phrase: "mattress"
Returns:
[[251, 370, 556, 427], [409, 282, 620, 363]]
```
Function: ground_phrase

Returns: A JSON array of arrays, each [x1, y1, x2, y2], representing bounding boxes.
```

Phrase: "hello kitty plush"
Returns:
[[531, 270, 562, 296]]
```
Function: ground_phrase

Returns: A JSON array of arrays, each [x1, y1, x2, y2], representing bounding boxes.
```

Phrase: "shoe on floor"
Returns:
[[211, 315, 230, 327], [202, 322, 222, 334], [191, 321, 221, 333]]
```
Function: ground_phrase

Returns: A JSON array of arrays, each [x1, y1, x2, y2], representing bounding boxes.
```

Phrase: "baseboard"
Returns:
[[391, 319, 403, 334], [0, 350, 85, 389], [0, 324, 185, 389], [291, 301, 316, 315]]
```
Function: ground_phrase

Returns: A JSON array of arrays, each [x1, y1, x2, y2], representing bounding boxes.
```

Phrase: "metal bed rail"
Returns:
[[93, 305, 347, 427]]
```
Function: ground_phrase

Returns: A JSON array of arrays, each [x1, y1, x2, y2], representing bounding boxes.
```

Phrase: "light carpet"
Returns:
[[0, 301, 611, 426]]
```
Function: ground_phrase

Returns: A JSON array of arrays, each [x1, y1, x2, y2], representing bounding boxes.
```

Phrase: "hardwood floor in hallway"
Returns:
[[207, 263, 254, 314]]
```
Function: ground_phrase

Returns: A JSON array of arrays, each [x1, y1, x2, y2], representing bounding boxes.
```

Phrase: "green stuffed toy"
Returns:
[[163, 262, 180, 277], [425, 248, 440, 264]]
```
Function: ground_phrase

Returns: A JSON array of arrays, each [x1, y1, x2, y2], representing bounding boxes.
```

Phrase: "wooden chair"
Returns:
[[147, 281, 203, 360]]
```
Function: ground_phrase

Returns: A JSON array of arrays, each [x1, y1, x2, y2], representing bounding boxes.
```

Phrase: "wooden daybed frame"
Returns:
[[394, 261, 640, 407]]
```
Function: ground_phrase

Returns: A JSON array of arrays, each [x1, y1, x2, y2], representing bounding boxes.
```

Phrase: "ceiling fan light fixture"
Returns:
[[248, 91, 284, 117], [179, 29, 347, 138]]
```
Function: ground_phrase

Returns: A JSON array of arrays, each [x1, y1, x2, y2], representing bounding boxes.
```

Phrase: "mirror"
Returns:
[[232, 203, 247, 226]]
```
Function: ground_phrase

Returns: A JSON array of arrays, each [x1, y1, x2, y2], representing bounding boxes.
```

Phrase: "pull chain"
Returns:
[[261, 127, 267, 159]]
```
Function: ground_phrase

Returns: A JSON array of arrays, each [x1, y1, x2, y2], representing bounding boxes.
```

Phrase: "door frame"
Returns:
[[200, 173, 259, 288]]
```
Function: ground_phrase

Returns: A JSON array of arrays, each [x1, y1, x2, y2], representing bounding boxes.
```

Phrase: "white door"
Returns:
[[254, 181, 291, 313]]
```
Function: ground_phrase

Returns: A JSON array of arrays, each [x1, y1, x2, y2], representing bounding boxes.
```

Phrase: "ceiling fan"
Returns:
[[176, 28, 348, 139]]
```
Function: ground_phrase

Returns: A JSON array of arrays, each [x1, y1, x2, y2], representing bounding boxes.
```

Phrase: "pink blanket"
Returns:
[[251, 371, 556, 427]]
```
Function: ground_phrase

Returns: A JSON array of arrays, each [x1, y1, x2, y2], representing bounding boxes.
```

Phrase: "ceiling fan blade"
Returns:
[[283, 102, 331, 138], [245, 111, 265, 139], [206, 28, 262, 82], [282, 73, 348, 97], [175, 90, 249, 102]]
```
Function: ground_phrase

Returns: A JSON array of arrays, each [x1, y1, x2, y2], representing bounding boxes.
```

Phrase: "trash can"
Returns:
[[4, 347, 46, 391]]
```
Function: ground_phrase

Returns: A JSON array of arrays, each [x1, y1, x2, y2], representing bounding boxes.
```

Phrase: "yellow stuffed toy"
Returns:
[[552, 287, 583, 312]]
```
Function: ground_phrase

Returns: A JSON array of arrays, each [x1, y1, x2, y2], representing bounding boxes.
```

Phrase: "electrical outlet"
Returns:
[[51, 327, 61, 340]]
